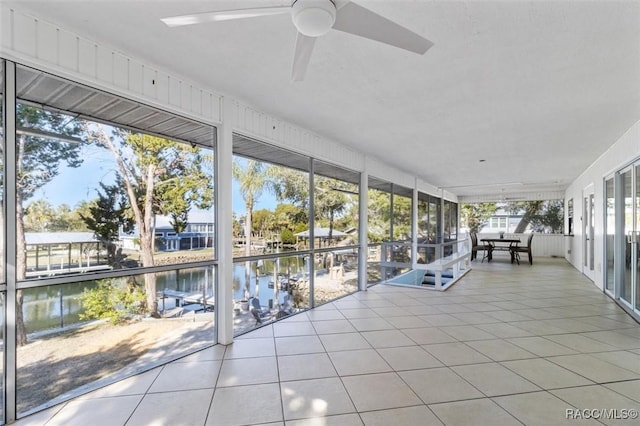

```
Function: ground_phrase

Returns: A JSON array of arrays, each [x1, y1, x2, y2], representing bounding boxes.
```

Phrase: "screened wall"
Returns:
[[0, 59, 461, 423], [2, 61, 218, 418]]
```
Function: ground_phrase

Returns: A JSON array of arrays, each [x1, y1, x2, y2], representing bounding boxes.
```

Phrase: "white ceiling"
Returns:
[[7, 0, 640, 198]]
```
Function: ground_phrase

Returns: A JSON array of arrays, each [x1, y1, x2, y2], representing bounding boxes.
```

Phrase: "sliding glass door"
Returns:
[[618, 163, 640, 313]]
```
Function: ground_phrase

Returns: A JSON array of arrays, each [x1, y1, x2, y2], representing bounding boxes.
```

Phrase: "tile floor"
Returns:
[[17, 258, 640, 425]]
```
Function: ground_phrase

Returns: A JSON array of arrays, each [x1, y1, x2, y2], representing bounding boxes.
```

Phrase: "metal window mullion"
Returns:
[[4, 60, 17, 424], [358, 171, 367, 291], [308, 158, 314, 307]]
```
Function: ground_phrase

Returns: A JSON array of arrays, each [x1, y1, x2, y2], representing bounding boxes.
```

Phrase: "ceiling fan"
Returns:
[[161, 0, 433, 81]]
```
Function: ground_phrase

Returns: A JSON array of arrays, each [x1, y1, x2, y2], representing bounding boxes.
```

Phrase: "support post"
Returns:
[[216, 97, 234, 345]]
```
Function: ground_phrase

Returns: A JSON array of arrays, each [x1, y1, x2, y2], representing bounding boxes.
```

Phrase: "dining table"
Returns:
[[480, 238, 521, 262]]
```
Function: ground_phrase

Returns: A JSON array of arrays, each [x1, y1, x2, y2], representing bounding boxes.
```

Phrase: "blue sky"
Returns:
[[33, 144, 278, 216]]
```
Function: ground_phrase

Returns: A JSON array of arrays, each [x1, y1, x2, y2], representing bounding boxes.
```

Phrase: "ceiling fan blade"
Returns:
[[291, 32, 317, 82], [162, 6, 290, 27], [332, 2, 433, 54]]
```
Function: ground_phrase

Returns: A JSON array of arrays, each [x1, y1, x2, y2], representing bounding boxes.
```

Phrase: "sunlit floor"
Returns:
[[17, 256, 640, 425]]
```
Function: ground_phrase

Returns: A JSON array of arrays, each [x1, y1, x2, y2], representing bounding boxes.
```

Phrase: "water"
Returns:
[[21, 255, 309, 333]]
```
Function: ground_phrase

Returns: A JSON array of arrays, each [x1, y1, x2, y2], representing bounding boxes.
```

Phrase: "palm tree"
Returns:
[[232, 159, 270, 299]]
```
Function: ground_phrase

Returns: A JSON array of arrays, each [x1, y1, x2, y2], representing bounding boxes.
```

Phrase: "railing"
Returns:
[[381, 239, 470, 290]]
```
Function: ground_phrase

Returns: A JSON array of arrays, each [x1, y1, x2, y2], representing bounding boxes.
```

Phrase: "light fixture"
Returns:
[[16, 126, 84, 144], [291, 0, 336, 37]]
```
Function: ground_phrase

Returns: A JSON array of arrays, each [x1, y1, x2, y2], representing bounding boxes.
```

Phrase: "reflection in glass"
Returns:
[[636, 164, 640, 310], [0, 63, 4, 284], [17, 267, 215, 414], [622, 169, 632, 304], [233, 254, 310, 335], [0, 292, 4, 424], [605, 177, 615, 292]]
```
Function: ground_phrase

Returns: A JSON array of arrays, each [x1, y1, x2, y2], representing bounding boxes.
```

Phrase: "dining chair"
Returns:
[[470, 232, 487, 262], [511, 233, 534, 265]]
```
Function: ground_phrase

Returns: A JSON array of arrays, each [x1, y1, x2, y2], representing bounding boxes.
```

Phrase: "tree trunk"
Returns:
[[244, 206, 252, 300], [16, 135, 28, 346]]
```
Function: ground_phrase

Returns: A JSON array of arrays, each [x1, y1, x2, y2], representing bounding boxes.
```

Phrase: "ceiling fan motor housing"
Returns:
[[291, 0, 337, 37]]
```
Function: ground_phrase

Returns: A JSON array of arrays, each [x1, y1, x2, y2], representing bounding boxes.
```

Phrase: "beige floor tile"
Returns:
[[217, 356, 278, 387], [440, 325, 497, 341], [280, 377, 356, 420], [348, 317, 395, 332], [148, 360, 221, 392], [406, 305, 445, 316], [319, 332, 372, 352], [44, 395, 142, 426], [551, 385, 640, 426], [500, 358, 593, 389], [581, 331, 640, 350], [77, 367, 161, 399], [384, 315, 431, 329], [547, 354, 640, 383], [484, 310, 536, 322], [312, 319, 357, 334], [450, 312, 502, 325], [286, 413, 363, 426], [360, 405, 443, 426], [475, 322, 533, 338], [208, 383, 283, 425], [127, 388, 213, 426], [434, 304, 475, 314], [419, 314, 467, 326], [333, 299, 369, 309], [224, 337, 276, 359], [591, 350, 640, 374], [452, 363, 540, 396], [545, 334, 619, 353], [422, 342, 493, 366], [399, 367, 483, 404], [377, 346, 443, 371], [510, 320, 570, 335], [328, 349, 392, 376], [604, 380, 640, 403], [429, 398, 522, 426], [371, 306, 410, 317], [236, 324, 274, 338], [402, 327, 458, 345], [306, 309, 346, 321], [275, 335, 325, 356], [278, 353, 337, 381], [361, 329, 415, 348], [506, 336, 578, 356], [273, 321, 317, 337], [342, 372, 422, 412], [493, 391, 601, 425], [542, 319, 604, 333], [339, 308, 380, 319], [176, 344, 227, 362], [466, 339, 537, 361]]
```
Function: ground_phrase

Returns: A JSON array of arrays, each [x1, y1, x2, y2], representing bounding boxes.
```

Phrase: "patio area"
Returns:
[[18, 257, 640, 425]]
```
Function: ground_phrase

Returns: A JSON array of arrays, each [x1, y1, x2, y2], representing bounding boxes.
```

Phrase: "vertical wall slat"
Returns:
[[78, 39, 96, 78], [35, 20, 57, 65], [57, 29, 77, 70]]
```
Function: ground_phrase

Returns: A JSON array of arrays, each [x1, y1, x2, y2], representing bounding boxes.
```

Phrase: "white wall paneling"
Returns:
[[0, 5, 223, 126]]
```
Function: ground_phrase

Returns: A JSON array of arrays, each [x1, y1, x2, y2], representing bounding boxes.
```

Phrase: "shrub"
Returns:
[[281, 228, 295, 245], [79, 278, 147, 324]]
